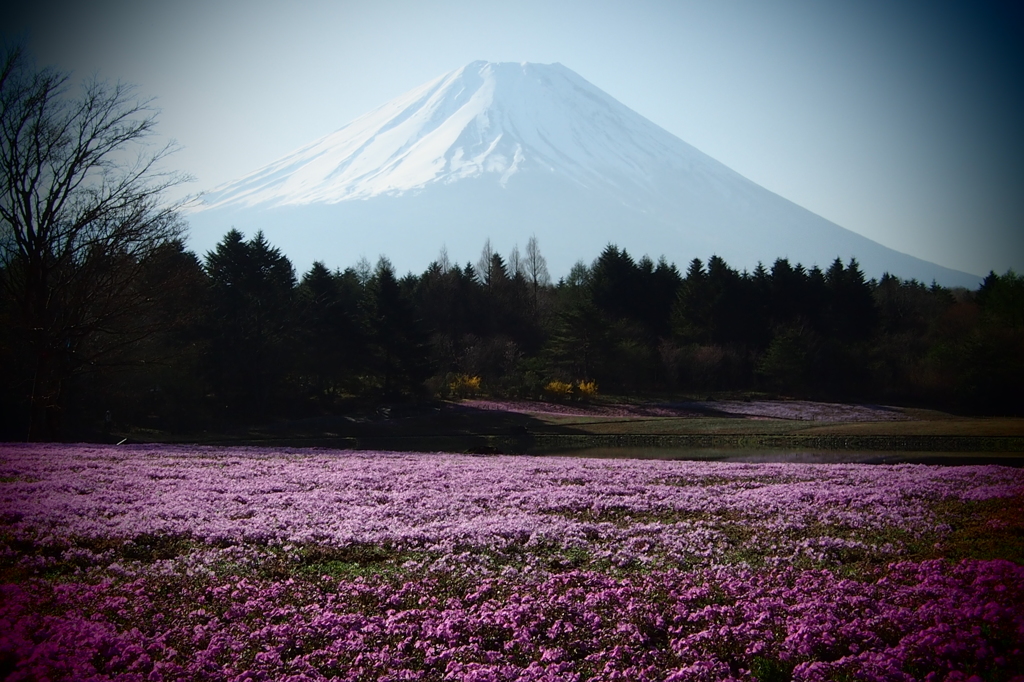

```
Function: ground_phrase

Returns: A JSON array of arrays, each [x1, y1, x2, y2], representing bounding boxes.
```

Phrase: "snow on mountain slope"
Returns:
[[200, 61, 736, 209], [191, 61, 980, 287]]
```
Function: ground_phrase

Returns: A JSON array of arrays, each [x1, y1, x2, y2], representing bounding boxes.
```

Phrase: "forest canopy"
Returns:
[[2, 223, 1022, 440]]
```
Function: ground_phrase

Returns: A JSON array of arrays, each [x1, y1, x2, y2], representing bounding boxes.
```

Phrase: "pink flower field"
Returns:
[[1, 443, 1023, 681]]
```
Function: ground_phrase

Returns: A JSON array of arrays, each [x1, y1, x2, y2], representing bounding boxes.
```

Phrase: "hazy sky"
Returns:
[[5, 0, 1023, 276]]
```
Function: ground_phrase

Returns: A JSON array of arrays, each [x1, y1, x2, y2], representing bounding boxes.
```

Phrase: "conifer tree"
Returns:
[[204, 230, 296, 418], [365, 257, 428, 397]]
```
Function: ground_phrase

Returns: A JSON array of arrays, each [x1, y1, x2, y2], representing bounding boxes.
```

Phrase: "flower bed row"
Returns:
[[3, 444, 1020, 575], [3, 561, 1022, 681], [2, 444, 1023, 680]]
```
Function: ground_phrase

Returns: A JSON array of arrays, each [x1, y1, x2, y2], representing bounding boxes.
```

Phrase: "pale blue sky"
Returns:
[[5, 0, 1022, 276]]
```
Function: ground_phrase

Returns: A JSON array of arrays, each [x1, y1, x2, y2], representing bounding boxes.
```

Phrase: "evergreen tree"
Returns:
[[81, 241, 210, 433], [590, 245, 640, 322], [671, 258, 709, 343], [296, 261, 366, 405], [642, 257, 683, 338], [545, 283, 606, 385], [204, 230, 296, 419], [365, 257, 428, 398], [824, 258, 877, 341]]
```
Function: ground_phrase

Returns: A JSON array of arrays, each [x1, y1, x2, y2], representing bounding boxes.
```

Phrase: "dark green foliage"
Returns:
[[672, 255, 764, 348], [5, 224, 1021, 440], [565, 246, 680, 392], [295, 262, 367, 405], [75, 240, 211, 433], [546, 292, 609, 385], [364, 258, 429, 398], [928, 271, 1024, 413], [416, 247, 544, 395], [757, 326, 819, 393], [978, 269, 1024, 329], [0, 46, 188, 439], [823, 258, 877, 341], [204, 230, 297, 419]]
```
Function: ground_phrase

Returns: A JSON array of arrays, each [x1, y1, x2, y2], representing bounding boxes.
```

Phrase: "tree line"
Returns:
[[2, 44, 1022, 441], [3, 223, 1023, 440]]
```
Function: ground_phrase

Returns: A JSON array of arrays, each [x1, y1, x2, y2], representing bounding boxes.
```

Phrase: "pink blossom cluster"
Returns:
[[1, 444, 1023, 680], [2, 560, 1022, 681], [2, 443, 1020, 576]]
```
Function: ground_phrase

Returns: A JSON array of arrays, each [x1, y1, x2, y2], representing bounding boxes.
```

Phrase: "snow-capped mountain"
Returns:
[[190, 61, 979, 287]]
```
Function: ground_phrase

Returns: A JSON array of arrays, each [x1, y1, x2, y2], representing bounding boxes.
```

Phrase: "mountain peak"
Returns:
[[199, 60, 712, 210], [190, 62, 980, 289]]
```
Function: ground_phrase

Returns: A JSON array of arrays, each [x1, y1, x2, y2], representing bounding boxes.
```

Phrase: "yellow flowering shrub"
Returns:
[[543, 380, 574, 400], [449, 374, 482, 398], [575, 380, 598, 398]]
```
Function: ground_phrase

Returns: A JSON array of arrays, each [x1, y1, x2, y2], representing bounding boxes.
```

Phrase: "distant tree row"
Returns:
[[2, 221, 1022, 439]]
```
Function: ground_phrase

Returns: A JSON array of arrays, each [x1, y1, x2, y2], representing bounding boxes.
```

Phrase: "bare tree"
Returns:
[[353, 255, 372, 286], [437, 244, 451, 274], [508, 244, 523, 279], [524, 234, 550, 311], [476, 238, 494, 285], [0, 46, 189, 439]]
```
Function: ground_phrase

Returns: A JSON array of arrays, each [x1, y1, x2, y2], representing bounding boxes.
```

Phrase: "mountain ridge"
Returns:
[[190, 61, 980, 287]]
